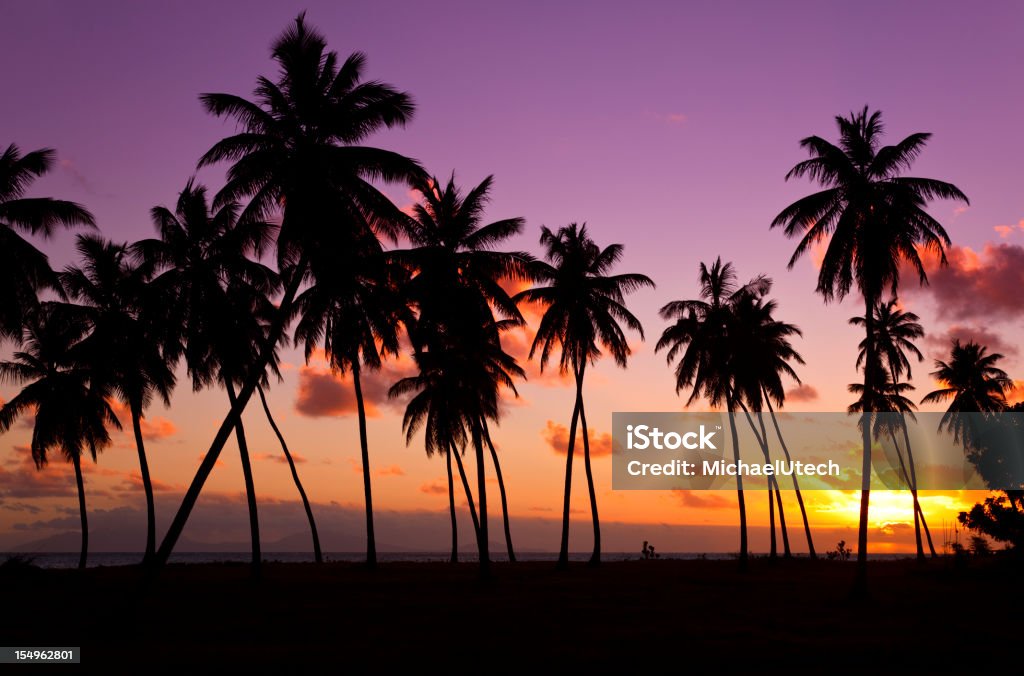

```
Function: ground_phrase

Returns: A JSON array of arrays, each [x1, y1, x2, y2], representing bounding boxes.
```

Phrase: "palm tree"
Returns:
[[850, 299, 935, 559], [517, 223, 653, 567], [295, 240, 411, 568], [658, 258, 768, 570], [1, 144, 95, 341], [402, 173, 531, 568], [154, 14, 423, 565], [60, 234, 176, 563], [922, 340, 1012, 446], [772, 106, 968, 592], [137, 180, 280, 573], [731, 287, 806, 558], [0, 305, 120, 569]]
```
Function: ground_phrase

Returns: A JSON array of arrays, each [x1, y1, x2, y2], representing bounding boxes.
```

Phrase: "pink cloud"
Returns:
[[923, 325, 1019, 359], [785, 383, 819, 403], [541, 420, 614, 457]]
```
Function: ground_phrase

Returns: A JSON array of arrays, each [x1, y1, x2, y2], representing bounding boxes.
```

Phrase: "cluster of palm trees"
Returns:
[[0, 17, 1016, 585]]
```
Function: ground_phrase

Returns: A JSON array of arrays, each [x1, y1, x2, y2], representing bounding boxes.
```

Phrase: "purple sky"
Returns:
[[2, 1, 1023, 552]]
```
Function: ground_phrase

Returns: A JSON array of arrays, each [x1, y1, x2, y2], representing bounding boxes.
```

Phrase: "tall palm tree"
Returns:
[[850, 299, 935, 559], [922, 340, 1012, 446], [0, 305, 120, 569], [61, 234, 176, 563], [772, 106, 968, 592], [154, 14, 423, 566], [402, 173, 531, 568], [137, 180, 281, 573], [731, 288, 805, 558], [1, 144, 95, 341], [295, 240, 411, 568], [658, 258, 768, 570], [517, 223, 652, 568]]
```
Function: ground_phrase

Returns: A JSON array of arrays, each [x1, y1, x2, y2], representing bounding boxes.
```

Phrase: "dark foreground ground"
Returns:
[[1, 557, 1019, 669]]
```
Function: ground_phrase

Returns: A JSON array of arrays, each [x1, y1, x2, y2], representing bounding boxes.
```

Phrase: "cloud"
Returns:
[[923, 325, 1019, 359], [110, 471, 183, 493], [254, 451, 308, 465], [294, 351, 416, 419], [0, 445, 121, 499], [376, 464, 405, 477], [993, 218, 1024, 238], [673, 491, 733, 510], [649, 112, 688, 125], [541, 420, 614, 457], [785, 383, 819, 403], [1008, 381, 1024, 405], [419, 479, 448, 495], [107, 400, 177, 441], [903, 242, 1024, 322]]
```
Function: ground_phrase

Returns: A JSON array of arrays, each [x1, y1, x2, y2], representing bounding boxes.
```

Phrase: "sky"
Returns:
[[1, 0, 1023, 555]]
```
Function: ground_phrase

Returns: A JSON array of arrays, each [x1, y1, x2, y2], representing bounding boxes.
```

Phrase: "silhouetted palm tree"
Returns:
[[295, 242, 411, 568], [154, 14, 423, 565], [658, 258, 768, 570], [402, 173, 530, 568], [850, 299, 935, 559], [1, 144, 95, 341], [137, 180, 280, 573], [0, 305, 120, 569], [772, 106, 968, 592], [517, 223, 652, 568], [731, 287, 804, 558], [922, 340, 1012, 446], [61, 234, 176, 563]]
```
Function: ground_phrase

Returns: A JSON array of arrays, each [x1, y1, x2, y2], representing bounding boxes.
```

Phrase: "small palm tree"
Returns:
[[61, 234, 176, 563], [851, 299, 935, 559], [517, 223, 653, 568], [772, 107, 968, 592], [155, 14, 422, 565], [1, 144, 95, 341], [0, 306, 121, 569], [922, 340, 1012, 446], [658, 258, 767, 570]]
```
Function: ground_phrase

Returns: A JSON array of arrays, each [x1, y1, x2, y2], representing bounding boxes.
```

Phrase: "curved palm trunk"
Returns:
[[256, 384, 321, 564], [854, 295, 876, 596], [579, 394, 601, 566], [155, 256, 307, 568], [472, 420, 490, 578], [352, 363, 376, 569], [130, 401, 156, 563], [727, 392, 748, 571], [760, 413, 791, 557], [452, 445, 480, 535], [72, 453, 88, 570], [888, 430, 924, 561], [483, 423, 515, 562], [226, 382, 260, 575], [446, 445, 458, 564], [900, 417, 937, 558], [764, 393, 815, 558], [556, 367, 585, 570]]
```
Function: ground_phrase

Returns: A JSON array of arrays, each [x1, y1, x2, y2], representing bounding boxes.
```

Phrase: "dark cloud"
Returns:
[[294, 355, 415, 419], [673, 491, 733, 510], [923, 325, 1019, 359], [254, 451, 308, 465], [904, 243, 1024, 322], [419, 480, 448, 495]]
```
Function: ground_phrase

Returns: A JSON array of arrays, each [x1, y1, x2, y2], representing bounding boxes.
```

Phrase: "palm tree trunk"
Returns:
[[889, 430, 924, 561], [130, 401, 156, 564], [446, 445, 458, 564], [579, 394, 601, 566], [226, 382, 260, 575], [727, 392, 748, 571], [155, 255, 308, 568], [73, 453, 88, 570], [256, 384, 321, 564], [760, 413, 791, 557], [854, 295, 876, 596], [472, 420, 489, 578], [900, 421, 937, 558], [768, 478, 777, 558], [352, 362, 376, 569], [764, 392, 815, 558], [483, 423, 515, 562], [452, 445, 480, 536], [557, 365, 585, 570]]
